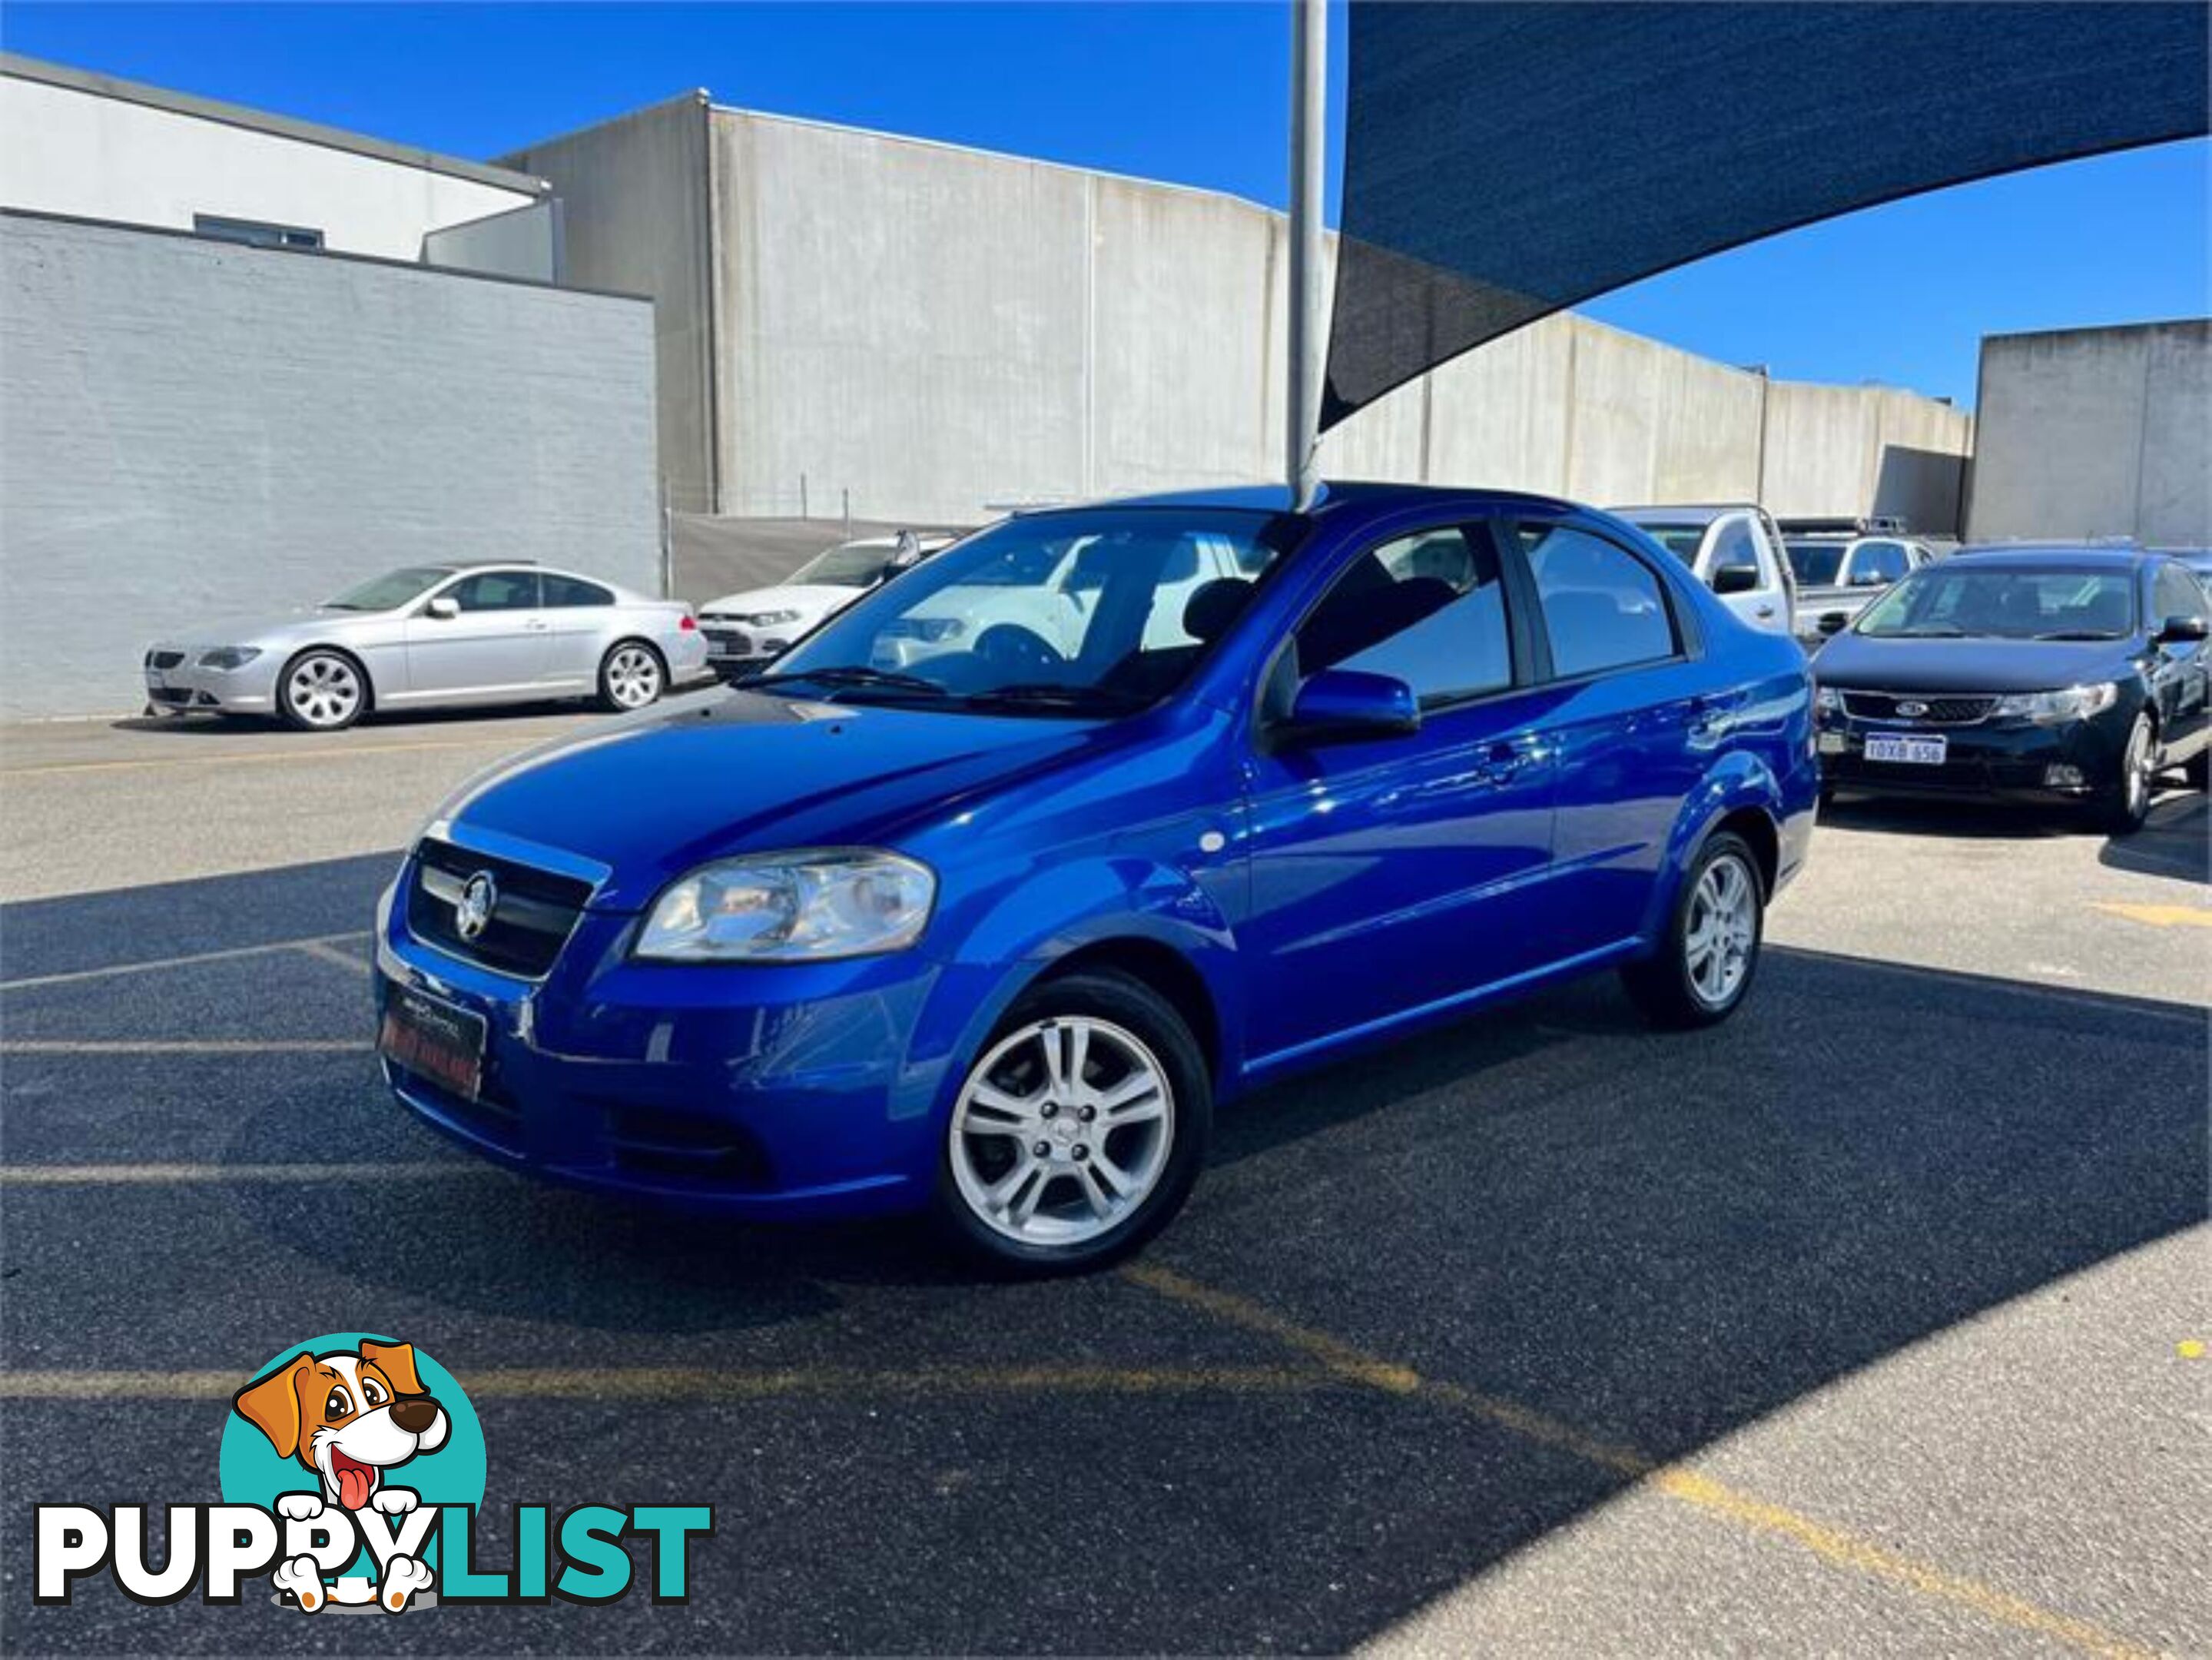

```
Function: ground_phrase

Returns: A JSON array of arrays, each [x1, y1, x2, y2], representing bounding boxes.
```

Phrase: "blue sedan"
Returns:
[[374, 484, 1817, 1272]]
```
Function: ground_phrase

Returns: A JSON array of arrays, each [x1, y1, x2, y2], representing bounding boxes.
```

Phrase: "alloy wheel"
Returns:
[[2123, 717, 2152, 819], [607, 646, 662, 709], [1684, 852, 1757, 1009], [287, 656, 361, 729], [950, 1016, 1175, 1247]]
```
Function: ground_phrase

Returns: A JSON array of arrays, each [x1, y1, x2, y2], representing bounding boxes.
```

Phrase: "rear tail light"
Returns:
[[678, 613, 697, 632]]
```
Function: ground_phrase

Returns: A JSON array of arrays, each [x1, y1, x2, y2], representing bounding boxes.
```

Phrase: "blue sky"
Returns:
[[5, 2, 2204, 407]]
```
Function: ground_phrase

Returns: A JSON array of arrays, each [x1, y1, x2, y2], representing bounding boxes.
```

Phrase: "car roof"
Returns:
[[1607, 504, 1761, 524], [1945, 544, 2154, 571], [1069, 480, 1588, 523]]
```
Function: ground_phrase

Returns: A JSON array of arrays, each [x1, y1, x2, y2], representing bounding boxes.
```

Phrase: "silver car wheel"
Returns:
[[950, 1016, 1175, 1248], [2123, 715, 2153, 818], [1684, 851, 1757, 1010], [287, 655, 362, 729], [606, 646, 663, 709]]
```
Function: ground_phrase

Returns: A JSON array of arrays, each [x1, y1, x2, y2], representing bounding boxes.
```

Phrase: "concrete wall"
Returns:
[[0, 213, 659, 718], [516, 98, 1972, 532], [502, 96, 717, 514], [422, 199, 561, 284], [0, 69, 538, 261], [1968, 320, 2211, 545]]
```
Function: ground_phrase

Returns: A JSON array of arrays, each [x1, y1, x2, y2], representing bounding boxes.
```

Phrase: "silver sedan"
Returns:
[[141, 563, 710, 732]]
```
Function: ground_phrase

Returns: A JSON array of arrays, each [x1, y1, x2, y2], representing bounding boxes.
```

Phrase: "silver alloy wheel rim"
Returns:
[[608, 646, 662, 709], [2124, 718, 2151, 817], [287, 656, 360, 728], [950, 1015, 1175, 1247], [1684, 852, 1757, 1009]]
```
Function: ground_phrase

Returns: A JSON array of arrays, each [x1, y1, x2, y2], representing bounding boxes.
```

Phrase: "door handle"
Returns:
[[1474, 739, 1540, 782], [1754, 604, 1776, 619]]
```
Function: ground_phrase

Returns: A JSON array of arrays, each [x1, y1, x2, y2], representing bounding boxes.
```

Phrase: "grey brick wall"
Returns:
[[0, 212, 658, 718]]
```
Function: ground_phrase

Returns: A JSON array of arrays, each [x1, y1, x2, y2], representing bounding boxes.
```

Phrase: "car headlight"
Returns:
[[635, 849, 934, 962], [1992, 683, 2121, 723], [740, 609, 803, 627], [197, 647, 264, 671], [1813, 685, 1843, 715]]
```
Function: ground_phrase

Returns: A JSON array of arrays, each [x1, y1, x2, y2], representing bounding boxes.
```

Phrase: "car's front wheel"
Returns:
[[279, 649, 367, 732], [1621, 829, 1766, 1029], [598, 641, 665, 712], [936, 971, 1210, 1275], [2100, 712, 2155, 835]]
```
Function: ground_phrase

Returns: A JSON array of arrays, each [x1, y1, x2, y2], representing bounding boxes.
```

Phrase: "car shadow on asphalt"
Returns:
[[106, 684, 728, 738], [2, 854, 2204, 1652], [1825, 785, 2207, 883]]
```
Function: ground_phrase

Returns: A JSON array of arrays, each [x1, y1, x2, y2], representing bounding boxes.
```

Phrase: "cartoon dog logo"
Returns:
[[231, 1339, 449, 1612]]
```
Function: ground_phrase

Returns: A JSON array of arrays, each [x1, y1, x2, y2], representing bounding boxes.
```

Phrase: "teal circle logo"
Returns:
[[220, 1333, 485, 1602]]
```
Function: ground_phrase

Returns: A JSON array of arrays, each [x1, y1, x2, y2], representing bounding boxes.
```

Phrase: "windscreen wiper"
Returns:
[[2031, 629, 2121, 641], [951, 682, 1146, 714], [743, 666, 950, 699]]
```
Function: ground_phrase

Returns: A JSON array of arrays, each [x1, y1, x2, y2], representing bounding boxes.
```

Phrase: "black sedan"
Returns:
[[1812, 546, 2211, 832]]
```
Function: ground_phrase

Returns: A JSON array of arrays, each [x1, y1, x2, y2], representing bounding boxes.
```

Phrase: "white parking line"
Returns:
[[0, 1040, 371, 1055], [0, 1160, 492, 1186], [0, 931, 373, 992], [292, 938, 373, 975]]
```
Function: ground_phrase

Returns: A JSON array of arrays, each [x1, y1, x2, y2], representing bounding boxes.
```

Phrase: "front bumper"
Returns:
[[1816, 706, 2131, 802], [700, 623, 794, 678], [373, 865, 953, 1219], [141, 650, 279, 713]]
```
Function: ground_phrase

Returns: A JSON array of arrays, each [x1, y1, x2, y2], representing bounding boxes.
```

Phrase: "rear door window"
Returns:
[[1516, 524, 1679, 679]]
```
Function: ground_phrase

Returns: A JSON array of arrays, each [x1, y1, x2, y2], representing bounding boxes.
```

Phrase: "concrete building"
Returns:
[[0, 56, 659, 719], [502, 94, 1972, 530], [1966, 320, 2211, 546]]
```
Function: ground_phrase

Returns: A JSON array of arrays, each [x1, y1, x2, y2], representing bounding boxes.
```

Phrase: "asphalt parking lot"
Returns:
[[1, 701, 2205, 1656]]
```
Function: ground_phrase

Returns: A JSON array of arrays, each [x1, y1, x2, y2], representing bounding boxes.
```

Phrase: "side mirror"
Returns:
[[1817, 611, 1850, 636], [425, 596, 460, 620], [1282, 669, 1421, 744], [2156, 613, 2210, 645], [1710, 565, 1760, 597]]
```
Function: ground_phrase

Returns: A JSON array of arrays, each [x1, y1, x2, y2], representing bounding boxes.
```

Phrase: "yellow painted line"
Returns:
[[1124, 1264, 2154, 1660], [0, 1161, 490, 1187], [0, 931, 372, 992], [0, 1363, 1339, 1403], [2092, 901, 2212, 930], [0, 1040, 370, 1055], [0, 735, 539, 779], [2179, 1340, 2206, 1360]]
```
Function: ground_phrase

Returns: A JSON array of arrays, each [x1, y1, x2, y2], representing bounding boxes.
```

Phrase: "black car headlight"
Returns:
[[635, 849, 935, 962], [197, 647, 264, 671]]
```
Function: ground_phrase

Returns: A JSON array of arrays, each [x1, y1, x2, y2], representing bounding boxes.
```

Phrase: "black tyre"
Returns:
[[1621, 830, 1766, 1030], [935, 969, 1211, 1276], [2185, 745, 2210, 791], [2098, 712, 2155, 835], [278, 649, 368, 732], [598, 640, 666, 712]]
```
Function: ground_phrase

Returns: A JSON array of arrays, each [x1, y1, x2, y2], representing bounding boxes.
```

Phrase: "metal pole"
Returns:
[[1286, 0, 1326, 510]]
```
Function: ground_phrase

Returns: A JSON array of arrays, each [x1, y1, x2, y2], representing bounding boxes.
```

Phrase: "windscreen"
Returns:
[[762, 509, 1290, 715], [1855, 567, 2137, 641], [324, 567, 453, 612]]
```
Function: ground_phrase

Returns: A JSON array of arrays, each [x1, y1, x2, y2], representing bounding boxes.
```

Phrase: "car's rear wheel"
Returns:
[[936, 971, 1209, 1275], [598, 641, 665, 712], [2100, 712, 2155, 835], [279, 649, 367, 732], [1621, 830, 1765, 1029]]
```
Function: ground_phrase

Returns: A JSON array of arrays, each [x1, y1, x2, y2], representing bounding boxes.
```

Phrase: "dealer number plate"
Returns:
[[378, 985, 487, 1101], [1865, 732, 1948, 766]]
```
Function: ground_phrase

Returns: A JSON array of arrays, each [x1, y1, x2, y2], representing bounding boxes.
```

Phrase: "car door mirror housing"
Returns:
[[425, 596, 460, 620], [2155, 613, 2210, 644], [1710, 565, 1761, 597], [1283, 669, 1421, 743]]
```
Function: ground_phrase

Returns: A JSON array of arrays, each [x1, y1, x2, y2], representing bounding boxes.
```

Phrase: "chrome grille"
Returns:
[[406, 838, 592, 978], [1840, 692, 1998, 725]]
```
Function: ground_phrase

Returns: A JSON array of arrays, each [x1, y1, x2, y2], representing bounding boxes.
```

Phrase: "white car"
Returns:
[[1610, 503, 1799, 638], [698, 533, 959, 676]]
